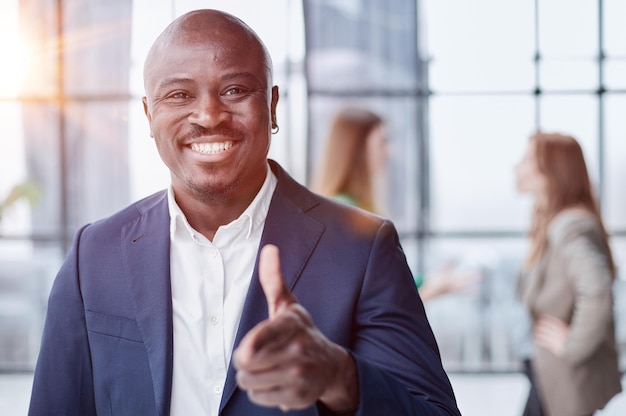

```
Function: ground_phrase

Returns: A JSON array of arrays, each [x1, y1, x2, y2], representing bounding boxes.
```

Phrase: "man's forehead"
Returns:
[[152, 37, 265, 71], [151, 24, 263, 68], [144, 10, 272, 90], [160, 11, 253, 48]]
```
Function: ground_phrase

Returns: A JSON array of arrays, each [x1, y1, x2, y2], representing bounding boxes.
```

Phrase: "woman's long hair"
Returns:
[[312, 108, 383, 213], [525, 132, 615, 277]]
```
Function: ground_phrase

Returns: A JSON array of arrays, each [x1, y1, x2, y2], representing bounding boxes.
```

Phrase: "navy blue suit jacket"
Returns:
[[29, 161, 460, 415]]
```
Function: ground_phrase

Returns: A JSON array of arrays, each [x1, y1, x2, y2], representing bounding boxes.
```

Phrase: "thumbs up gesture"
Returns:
[[233, 244, 359, 413], [258, 244, 296, 319]]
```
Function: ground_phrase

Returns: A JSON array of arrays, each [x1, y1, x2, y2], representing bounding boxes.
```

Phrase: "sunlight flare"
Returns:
[[0, 27, 31, 98]]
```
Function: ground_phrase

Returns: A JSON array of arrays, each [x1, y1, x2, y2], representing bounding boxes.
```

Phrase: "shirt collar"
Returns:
[[167, 163, 277, 241]]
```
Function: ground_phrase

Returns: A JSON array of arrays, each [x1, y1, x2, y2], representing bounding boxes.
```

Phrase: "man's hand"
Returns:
[[233, 244, 359, 412]]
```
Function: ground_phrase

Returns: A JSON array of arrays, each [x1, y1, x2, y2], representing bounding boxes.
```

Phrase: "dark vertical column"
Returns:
[[597, 0, 605, 205]]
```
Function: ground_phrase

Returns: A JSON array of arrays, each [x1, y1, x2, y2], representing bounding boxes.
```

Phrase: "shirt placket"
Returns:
[[204, 243, 227, 400]]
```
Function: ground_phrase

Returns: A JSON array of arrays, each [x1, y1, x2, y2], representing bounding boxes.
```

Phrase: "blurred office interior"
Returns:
[[1, 0, 626, 414]]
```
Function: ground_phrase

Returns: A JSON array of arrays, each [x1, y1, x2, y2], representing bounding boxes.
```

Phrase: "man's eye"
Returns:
[[224, 87, 244, 96], [169, 92, 189, 99]]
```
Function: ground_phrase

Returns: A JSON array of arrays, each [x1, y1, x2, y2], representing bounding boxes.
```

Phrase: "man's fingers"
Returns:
[[235, 316, 298, 368], [259, 244, 295, 318]]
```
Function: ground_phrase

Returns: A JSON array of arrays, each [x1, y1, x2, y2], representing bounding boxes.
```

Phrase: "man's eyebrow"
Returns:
[[154, 76, 195, 90], [154, 72, 263, 91], [222, 71, 259, 81]]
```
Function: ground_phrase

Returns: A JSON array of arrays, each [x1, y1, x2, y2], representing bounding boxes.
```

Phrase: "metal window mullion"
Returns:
[[598, 0, 606, 207], [534, 0, 541, 129], [56, 0, 69, 253]]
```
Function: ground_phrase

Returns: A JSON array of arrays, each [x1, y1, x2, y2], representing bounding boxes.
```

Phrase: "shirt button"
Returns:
[[210, 316, 219, 325], [209, 248, 218, 257], [214, 385, 222, 394]]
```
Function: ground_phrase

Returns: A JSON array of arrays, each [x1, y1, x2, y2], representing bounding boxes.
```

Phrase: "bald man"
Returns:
[[28, 9, 460, 416]]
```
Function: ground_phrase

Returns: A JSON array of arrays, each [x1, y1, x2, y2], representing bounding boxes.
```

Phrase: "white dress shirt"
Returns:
[[168, 165, 277, 416]]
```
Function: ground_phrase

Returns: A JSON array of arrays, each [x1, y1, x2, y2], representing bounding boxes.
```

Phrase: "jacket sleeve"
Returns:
[[28, 226, 97, 416], [559, 224, 615, 365], [349, 220, 461, 416]]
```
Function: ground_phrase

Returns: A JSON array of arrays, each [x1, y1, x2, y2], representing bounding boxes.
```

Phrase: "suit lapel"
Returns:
[[219, 163, 324, 413], [122, 192, 173, 416]]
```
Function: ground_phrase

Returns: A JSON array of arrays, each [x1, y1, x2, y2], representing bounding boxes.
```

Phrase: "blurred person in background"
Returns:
[[312, 107, 388, 215], [312, 107, 481, 303], [515, 132, 622, 416]]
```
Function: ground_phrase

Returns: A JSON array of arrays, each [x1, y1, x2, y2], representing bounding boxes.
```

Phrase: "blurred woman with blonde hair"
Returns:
[[516, 132, 622, 416]]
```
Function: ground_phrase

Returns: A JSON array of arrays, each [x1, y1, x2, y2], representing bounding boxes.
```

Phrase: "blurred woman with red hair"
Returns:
[[515, 132, 622, 416]]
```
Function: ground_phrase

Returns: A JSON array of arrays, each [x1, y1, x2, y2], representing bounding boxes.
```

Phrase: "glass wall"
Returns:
[[1, 0, 625, 374]]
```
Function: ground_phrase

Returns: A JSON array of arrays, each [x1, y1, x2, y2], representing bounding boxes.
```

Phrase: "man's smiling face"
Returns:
[[142, 11, 278, 204]]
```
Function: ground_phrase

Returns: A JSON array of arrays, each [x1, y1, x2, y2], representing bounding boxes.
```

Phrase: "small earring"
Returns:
[[271, 123, 279, 135]]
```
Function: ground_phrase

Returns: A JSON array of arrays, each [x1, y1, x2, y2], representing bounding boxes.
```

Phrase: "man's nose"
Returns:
[[188, 94, 229, 127]]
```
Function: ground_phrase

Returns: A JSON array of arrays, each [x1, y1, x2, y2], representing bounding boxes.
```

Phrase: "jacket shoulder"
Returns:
[[270, 159, 387, 234], [79, 190, 168, 240], [549, 210, 603, 246]]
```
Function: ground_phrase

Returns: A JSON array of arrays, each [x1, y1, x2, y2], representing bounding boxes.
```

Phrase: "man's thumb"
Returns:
[[259, 244, 293, 319]]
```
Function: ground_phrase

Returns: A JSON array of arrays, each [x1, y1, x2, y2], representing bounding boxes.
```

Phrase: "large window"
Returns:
[[1, 0, 625, 374]]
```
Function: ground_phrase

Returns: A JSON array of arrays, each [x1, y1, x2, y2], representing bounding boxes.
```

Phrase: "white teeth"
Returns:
[[191, 141, 233, 154]]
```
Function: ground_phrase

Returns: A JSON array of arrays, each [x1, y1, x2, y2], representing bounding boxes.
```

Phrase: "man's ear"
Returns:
[[142, 97, 151, 122], [270, 86, 279, 124], [142, 97, 154, 137]]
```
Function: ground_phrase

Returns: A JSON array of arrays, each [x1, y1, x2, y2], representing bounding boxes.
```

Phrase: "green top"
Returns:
[[332, 193, 357, 207], [413, 273, 424, 289]]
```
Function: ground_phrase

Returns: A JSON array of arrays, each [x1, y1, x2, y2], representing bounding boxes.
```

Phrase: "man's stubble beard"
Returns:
[[186, 172, 241, 205]]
